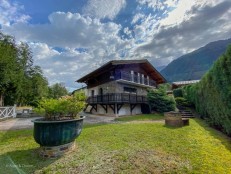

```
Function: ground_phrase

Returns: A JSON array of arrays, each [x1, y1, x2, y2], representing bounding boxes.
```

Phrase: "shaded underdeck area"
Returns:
[[85, 93, 150, 115]]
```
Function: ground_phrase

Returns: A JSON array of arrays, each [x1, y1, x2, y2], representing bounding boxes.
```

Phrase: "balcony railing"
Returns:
[[115, 71, 156, 87], [87, 93, 148, 104]]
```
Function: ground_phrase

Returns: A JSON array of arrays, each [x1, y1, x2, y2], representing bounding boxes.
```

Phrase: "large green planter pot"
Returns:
[[32, 116, 84, 146]]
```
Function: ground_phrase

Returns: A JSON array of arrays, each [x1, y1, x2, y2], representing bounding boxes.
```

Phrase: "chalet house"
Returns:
[[77, 59, 166, 116]]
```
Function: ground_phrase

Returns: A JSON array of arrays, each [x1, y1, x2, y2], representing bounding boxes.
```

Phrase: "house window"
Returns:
[[124, 87, 137, 93], [91, 90, 95, 97]]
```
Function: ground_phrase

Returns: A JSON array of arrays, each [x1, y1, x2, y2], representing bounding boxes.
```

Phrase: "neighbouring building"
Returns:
[[171, 80, 200, 90], [77, 59, 166, 116]]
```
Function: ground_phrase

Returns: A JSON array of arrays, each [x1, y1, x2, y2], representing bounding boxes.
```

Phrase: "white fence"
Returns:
[[0, 105, 16, 119]]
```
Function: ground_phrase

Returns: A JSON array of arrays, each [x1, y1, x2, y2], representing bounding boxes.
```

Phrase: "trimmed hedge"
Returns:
[[184, 45, 231, 135]]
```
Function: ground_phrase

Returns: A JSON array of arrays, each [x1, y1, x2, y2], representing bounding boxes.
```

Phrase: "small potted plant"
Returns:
[[32, 91, 86, 158]]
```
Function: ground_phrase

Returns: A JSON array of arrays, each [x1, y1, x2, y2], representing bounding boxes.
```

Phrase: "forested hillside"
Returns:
[[161, 38, 231, 82]]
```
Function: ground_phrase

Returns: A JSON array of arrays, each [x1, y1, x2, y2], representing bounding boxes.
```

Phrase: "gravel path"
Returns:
[[0, 117, 41, 131], [0, 113, 164, 131], [0, 113, 116, 131]]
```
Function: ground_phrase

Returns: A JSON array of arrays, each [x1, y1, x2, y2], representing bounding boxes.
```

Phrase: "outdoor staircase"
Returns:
[[179, 110, 195, 118]]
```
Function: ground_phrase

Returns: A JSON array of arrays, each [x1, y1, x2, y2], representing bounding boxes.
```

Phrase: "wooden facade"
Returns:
[[77, 59, 166, 116]]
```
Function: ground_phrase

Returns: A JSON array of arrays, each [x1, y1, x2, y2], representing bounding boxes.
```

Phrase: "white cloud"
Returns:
[[28, 42, 96, 89], [135, 0, 231, 66], [131, 13, 145, 24], [83, 0, 126, 20], [29, 42, 60, 60], [0, 0, 30, 26], [2, 0, 231, 90], [136, 0, 159, 9], [2, 11, 138, 89], [3, 12, 123, 49]]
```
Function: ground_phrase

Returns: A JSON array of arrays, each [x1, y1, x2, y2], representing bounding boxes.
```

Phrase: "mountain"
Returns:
[[156, 65, 166, 72], [161, 38, 231, 82]]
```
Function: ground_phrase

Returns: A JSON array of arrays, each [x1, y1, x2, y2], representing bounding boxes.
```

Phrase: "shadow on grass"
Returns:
[[194, 118, 231, 152], [0, 148, 59, 174], [0, 129, 59, 173]]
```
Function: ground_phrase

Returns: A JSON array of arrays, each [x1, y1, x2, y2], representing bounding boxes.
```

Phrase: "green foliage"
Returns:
[[36, 91, 86, 120], [184, 45, 231, 135], [147, 88, 176, 113], [173, 88, 183, 97], [48, 83, 68, 99], [174, 97, 193, 109], [0, 32, 48, 106], [67, 91, 86, 117], [158, 83, 171, 91], [33, 107, 45, 116]]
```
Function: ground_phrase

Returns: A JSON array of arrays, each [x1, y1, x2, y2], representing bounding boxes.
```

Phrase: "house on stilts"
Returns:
[[76, 59, 166, 116]]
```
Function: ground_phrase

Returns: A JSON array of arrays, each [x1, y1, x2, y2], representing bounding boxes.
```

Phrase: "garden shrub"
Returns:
[[35, 91, 86, 120], [184, 45, 231, 135], [147, 88, 176, 113], [173, 88, 183, 97], [174, 97, 193, 109]]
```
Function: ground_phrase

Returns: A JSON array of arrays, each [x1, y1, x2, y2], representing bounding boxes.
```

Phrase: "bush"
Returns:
[[35, 91, 86, 120], [173, 88, 183, 97], [147, 88, 176, 113], [174, 97, 193, 109]]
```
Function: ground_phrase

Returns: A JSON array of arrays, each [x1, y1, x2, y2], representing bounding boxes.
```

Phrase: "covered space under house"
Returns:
[[77, 59, 166, 116]]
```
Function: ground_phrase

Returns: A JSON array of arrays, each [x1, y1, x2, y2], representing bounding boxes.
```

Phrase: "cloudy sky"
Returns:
[[1, 0, 231, 91]]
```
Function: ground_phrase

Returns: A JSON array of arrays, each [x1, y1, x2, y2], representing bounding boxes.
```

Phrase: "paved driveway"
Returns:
[[0, 113, 115, 131], [0, 117, 41, 131]]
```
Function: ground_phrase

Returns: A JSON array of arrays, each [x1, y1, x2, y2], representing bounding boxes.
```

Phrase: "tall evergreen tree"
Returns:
[[0, 31, 49, 106]]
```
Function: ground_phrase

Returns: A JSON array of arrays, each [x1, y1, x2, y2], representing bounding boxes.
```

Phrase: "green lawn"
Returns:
[[0, 118, 231, 173], [114, 113, 164, 121]]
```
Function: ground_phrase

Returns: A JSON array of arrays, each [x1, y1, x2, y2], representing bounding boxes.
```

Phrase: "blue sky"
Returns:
[[1, 0, 231, 91]]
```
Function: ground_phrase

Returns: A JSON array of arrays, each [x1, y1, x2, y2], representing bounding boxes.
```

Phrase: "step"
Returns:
[[179, 111, 192, 113], [181, 114, 194, 116], [181, 116, 195, 118]]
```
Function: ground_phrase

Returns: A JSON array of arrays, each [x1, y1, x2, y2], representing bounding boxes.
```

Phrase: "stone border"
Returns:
[[164, 111, 189, 127], [39, 141, 75, 158]]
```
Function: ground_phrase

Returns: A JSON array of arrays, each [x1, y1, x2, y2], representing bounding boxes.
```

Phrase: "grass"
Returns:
[[114, 113, 164, 121], [0, 118, 231, 173]]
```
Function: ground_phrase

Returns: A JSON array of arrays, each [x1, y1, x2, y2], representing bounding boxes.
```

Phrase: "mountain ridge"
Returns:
[[160, 38, 231, 82]]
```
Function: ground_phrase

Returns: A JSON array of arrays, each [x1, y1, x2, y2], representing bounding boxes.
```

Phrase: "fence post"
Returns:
[[13, 104, 17, 118]]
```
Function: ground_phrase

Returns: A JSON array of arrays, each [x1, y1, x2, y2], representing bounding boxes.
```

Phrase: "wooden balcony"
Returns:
[[115, 71, 156, 87], [87, 93, 148, 104]]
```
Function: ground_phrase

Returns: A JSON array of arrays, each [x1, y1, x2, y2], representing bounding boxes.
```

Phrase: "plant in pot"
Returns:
[[32, 91, 86, 158]]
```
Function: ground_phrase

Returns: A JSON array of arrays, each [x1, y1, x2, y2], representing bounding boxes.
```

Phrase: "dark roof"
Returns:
[[76, 59, 166, 84]]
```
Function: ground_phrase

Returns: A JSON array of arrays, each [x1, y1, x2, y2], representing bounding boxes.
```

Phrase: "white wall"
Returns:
[[91, 104, 116, 116], [90, 104, 142, 117], [118, 104, 142, 116]]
